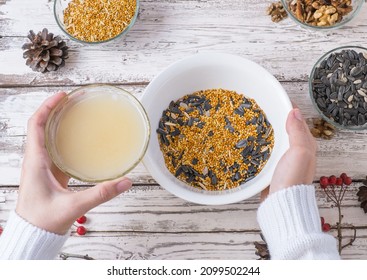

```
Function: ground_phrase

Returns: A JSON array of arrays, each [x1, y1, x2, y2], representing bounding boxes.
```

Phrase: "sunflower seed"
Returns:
[[175, 166, 183, 177], [187, 117, 194, 126], [235, 139, 248, 149], [351, 67, 363, 77], [225, 124, 235, 133], [234, 108, 244, 116], [157, 128, 167, 135], [211, 173, 218, 185], [170, 128, 180, 136]]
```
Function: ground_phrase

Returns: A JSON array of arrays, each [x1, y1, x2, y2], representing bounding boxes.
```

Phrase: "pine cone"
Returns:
[[22, 28, 68, 73], [357, 177, 367, 213]]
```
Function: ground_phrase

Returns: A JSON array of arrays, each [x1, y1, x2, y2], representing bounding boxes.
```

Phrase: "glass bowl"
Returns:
[[281, 0, 364, 30], [309, 46, 367, 130], [45, 84, 150, 182], [54, 0, 139, 45]]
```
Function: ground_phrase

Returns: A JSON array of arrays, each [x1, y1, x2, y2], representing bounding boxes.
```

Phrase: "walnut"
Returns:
[[266, 1, 288, 23], [309, 118, 336, 140]]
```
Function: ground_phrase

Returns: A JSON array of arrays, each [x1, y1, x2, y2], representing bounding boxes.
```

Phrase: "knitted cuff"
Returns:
[[0, 211, 69, 260], [257, 185, 339, 259]]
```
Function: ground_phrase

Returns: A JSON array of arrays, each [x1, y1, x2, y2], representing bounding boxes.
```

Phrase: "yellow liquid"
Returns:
[[55, 93, 147, 181]]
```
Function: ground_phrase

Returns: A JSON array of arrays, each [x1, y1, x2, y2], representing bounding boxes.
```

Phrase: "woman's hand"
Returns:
[[265, 108, 317, 196], [16, 92, 132, 235]]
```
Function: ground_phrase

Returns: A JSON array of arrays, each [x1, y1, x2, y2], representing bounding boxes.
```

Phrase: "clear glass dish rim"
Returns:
[[280, 0, 364, 30], [309, 45, 367, 130], [45, 84, 151, 183], [53, 0, 140, 45]]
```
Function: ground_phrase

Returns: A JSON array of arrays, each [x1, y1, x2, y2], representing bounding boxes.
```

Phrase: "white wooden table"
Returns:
[[1, 0, 367, 260]]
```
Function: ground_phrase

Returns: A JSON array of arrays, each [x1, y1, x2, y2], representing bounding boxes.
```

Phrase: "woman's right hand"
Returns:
[[267, 108, 317, 195]]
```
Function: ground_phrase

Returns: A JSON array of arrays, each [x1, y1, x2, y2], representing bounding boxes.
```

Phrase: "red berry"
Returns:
[[322, 223, 331, 232], [0, 226, 3, 235], [320, 176, 329, 188], [328, 175, 337, 185], [76, 226, 87, 236], [320, 217, 325, 225], [340, 173, 348, 180], [344, 177, 352, 186], [76, 215, 87, 224], [335, 177, 343, 186]]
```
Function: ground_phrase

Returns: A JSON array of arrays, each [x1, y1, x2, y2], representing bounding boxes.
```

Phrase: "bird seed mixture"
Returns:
[[63, 0, 137, 42], [157, 89, 274, 191]]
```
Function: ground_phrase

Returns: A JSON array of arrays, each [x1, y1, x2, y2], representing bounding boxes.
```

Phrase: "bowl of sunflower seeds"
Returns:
[[310, 46, 367, 129], [141, 53, 292, 205]]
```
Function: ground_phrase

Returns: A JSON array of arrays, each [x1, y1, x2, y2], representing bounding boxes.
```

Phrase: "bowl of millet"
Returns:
[[54, 0, 139, 44]]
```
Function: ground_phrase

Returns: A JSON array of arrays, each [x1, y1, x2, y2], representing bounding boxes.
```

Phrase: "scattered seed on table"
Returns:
[[157, 88, 274, 191]]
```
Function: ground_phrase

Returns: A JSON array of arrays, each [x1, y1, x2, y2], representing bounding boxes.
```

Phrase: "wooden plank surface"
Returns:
[[58, 229, 367, 260], [1, 0, 367, 260], [1, 185, 367, 259], [1, 1, 367, 86], [1, 185, 366, 231]]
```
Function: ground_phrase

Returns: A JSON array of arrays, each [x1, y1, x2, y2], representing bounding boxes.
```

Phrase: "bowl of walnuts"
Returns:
[[281, 0, 364, 30]]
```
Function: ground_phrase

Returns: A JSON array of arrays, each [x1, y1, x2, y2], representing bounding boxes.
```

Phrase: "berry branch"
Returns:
[[320, 173, 356, 254]]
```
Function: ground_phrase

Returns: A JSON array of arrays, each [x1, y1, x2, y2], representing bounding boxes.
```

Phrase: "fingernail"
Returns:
[[116, 178, 132, 192], [293, 109, 303, 121]]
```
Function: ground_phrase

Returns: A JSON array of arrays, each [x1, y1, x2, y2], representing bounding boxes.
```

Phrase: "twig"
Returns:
[[330, 186, 339, 202], [341, 227, 357, 250], [59, 252, 94, 260], [322, 182, 355, 254], [337, 202, 343, 254], [339, 185, 348, 203], [337, 183, 343, 202], [324, 189, 338, 204]]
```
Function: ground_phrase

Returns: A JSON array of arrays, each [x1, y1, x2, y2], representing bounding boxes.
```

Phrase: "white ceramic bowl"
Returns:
[[141, 53, 292, 205]]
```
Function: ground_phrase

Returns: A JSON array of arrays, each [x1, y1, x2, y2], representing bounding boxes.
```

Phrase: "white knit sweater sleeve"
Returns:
[[257, 184, 340, 260], [0, 211, 69, 260]]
